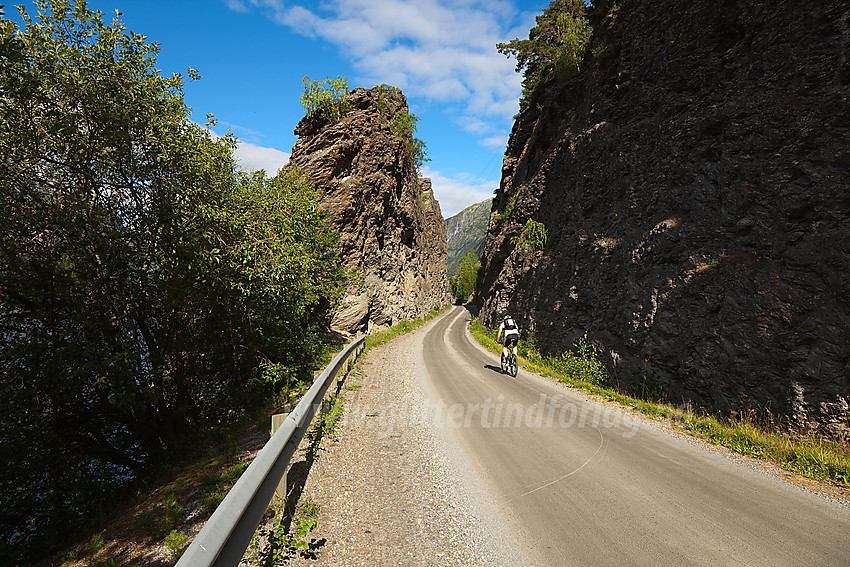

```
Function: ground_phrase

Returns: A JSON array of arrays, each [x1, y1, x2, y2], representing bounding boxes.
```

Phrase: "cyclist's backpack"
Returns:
[[504, 318, 518, 333]]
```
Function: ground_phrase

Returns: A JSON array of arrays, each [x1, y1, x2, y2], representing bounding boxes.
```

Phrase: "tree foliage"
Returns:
[[497, 0, 592, 110], [299, 74, 352, 122], [390, 108, 430, 173], [513, 219, 549, 252], [449, 250, 482, 303], [0, 2, 346, 560]]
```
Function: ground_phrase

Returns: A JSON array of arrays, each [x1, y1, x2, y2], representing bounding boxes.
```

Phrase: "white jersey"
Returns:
[[499, 318, 520, 338]]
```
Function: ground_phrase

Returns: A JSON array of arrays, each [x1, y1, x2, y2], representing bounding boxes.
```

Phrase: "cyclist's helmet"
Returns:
[[503, 315, 511, 321]]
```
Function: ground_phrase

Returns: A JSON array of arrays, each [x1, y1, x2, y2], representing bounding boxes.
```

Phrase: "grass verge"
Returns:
[[469, 319, 850, 487], [362, 302, 451, 354]]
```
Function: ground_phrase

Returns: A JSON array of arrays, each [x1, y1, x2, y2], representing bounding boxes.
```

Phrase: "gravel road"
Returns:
[[283, 308, 535, 566]]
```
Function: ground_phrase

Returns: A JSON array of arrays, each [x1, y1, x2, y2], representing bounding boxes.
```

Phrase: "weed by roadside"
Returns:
[[363, 303, 450, 353], [200, 462, 249, 514], [247, 495, 324, 564], [305, 394, 345, 461]]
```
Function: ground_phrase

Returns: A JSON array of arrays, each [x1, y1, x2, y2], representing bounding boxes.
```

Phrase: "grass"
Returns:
[[469, 319, 850, 487], [200, 462, 249, 513], [362, 303, 450, 354]]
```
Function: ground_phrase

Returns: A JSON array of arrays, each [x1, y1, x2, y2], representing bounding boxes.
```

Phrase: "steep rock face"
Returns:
[[446, 198, 492, 276], [480, 1, 850, 437], [290, 86, 449, 336]]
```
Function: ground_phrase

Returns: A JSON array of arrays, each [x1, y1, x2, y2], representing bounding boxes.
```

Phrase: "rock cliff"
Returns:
[[480, 1, 850, 437], [446, 198, 492, 276], [289, 86, 449, 336]]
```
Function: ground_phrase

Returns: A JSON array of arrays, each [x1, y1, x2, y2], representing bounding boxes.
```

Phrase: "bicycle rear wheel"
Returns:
[[500, 353, 508, 374]]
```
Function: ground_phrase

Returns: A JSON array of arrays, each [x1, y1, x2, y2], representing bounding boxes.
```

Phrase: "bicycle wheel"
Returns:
[[500, 352, 507, 374], [509, 354, 518, 377]]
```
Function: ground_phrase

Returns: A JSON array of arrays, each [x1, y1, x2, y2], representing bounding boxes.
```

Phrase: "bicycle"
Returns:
[[500, 346, 518, 377]]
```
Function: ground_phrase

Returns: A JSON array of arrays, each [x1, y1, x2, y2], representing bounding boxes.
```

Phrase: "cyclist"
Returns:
[[496, 315, 520, 364]]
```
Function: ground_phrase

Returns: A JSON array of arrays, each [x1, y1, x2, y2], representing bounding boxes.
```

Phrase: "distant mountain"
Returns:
[[445, 198, 492, 276]]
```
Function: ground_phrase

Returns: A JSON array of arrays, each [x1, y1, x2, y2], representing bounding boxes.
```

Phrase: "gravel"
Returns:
[[279, 316, 518, 566]]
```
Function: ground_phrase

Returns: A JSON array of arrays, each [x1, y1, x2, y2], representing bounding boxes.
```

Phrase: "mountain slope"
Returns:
[[445, 198, 492, 276], [478, 1, 850, 438]]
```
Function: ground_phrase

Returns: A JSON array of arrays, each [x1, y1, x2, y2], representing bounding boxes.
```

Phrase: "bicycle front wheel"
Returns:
[[509, 354, 518, 377]]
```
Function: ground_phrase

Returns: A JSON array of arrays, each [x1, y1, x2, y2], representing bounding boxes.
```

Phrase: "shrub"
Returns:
[[544, 333, 607, 386], [390, 110, 430, 171], [300, 75, 352, 122], [513, 219, 548, 252]]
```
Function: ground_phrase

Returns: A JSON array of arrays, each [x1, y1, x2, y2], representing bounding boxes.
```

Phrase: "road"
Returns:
[[419, 306, 850, 566]]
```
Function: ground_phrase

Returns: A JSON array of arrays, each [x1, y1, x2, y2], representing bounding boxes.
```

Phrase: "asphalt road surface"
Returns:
[[419, 306, 850, 566]]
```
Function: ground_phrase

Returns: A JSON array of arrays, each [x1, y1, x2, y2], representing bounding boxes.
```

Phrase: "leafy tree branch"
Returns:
[[497, 0, 593, 110], [300, 75, 352, 122]]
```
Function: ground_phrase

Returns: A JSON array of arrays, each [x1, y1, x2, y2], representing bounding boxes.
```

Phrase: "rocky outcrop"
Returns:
[[445, 198, 492, 276], [479, 1, 850, 438], [289, 86, 449, 336]]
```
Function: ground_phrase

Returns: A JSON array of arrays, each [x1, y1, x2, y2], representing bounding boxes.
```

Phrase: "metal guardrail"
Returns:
[[176, 335, 366, 567]]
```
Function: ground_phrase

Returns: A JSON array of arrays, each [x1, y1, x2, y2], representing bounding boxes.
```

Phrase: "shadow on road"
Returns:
[[462, 303, 479, 316], [484, 364, 504, 375]]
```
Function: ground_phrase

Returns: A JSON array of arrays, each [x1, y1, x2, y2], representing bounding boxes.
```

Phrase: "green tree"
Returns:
[[0, 2, 346, 561], [300, 74, 352, 122], [450, 250, 482, 303], [390, 108, 430, 173], [497, 0, 592, 110]]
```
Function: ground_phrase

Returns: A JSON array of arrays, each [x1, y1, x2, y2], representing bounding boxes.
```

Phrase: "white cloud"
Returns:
[[205, 124, 291, 173], [232, 0, 526, 140], [224, 0, 250, 13], [457, 115, 490, 134], [233, 141, 291, 174], [480, 134, 508, 150], [421, 166, 497, 218]]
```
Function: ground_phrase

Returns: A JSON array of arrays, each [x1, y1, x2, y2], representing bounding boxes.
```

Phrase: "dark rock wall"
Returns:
[[289, 86, 449, 336], [479, 1, 850, 437]]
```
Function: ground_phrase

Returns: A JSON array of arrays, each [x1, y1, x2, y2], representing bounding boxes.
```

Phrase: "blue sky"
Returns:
[[7, 0, 545, 217]]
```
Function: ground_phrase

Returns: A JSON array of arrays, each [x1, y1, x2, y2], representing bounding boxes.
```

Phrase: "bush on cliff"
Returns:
[[300, 74, 352, 122]]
